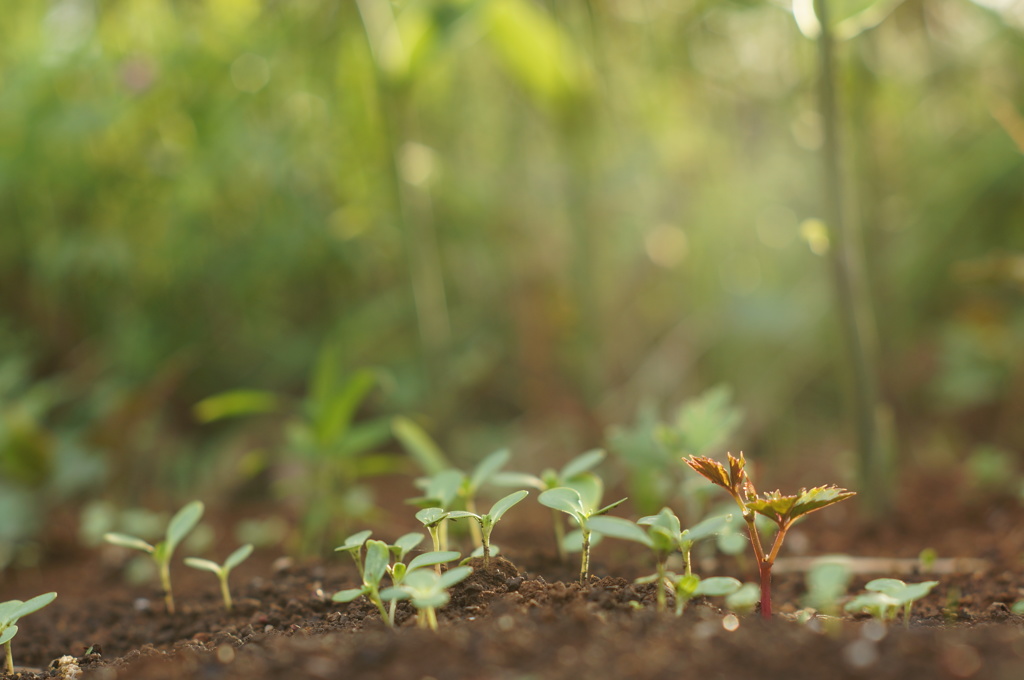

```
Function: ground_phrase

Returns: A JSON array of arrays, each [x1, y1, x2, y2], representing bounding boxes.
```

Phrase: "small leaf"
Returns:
[[392, 416, 450, 475], [567, 474, 603, 514], [184, 557, 222, 574], [686, 513, 733, 542], [224, 544, 254, 571], [438, 565, 473, 590], [378, 587, 411, 602], [560, 449, 605, 480], [335, 529, 373, 552], [364, 540, 391, 585], [392, 533, 425, 559], [104, 533, 155, 554], [7, 593, 56, 624], [166, 501, 205, 554], [0, 625, 18, 645], [331, 588, 367, 603], [488, 490, 528, 522], [539, 487, 585, 518], [587, 516, 653, 547], [694, 576, 742, 597], [415, 508, 449, 527], [469, 449, 510, 493], [726, 583, 761, 613], [194, 390, 279, 423], [594, 497, 628, 517], [683, 456, 731, 490], [446, 511, 481, 521], [412, 591, 449, 610], [790, 486, 856, 521], [407, 551, 460, 572], [490, 471, 545, 490], [865, 578, 906, 593]]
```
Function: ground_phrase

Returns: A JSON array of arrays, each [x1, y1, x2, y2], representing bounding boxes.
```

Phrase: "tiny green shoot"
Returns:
[[415, 508, 451, 566], [846, 578, 939, 627], [184, 544, 254, 611], [0, 592, 57, 674], [334, 529, 373, 579], [383, 535, 459, 626], [652, 573, 740, 616], [494, 448, 605, 562], [104, 500, 205, 614], [331, 539, 392, 626], [538, 486, 627, 583], [380, 565, 473, 630], [684, 453, 854, 619], [448, 490, 528, 566]]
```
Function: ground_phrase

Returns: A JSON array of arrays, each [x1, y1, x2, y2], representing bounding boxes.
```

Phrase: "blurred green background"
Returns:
[[2, 0, 1024, 562]]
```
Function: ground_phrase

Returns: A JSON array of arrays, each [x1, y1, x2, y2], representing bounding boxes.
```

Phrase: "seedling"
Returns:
[[0, 592, 57, 674], [383, 534, 459, 626], [494, 448, 605, 562], [331, 539, 392, 625], [538, 486, 627, 582], [845, 578, 939, 627], [104, 500, 205, 614], [415, 508, 451, 562], [803, 561, 852, 617], [380, 565, 473, 630], [184, 544, 254, 611], [334, 529, 373, 578], [589, 508, 730, 612], [651, 573, 740, 616], [684, 453, 854, 619], [448, 490, 528, 566]]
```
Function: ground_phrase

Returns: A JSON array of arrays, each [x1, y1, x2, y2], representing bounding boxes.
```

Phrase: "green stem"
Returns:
[[159, 559, 175, 614], [656, 561, 667, 613], [580, 527, 591, 583], [465, 498, 483, 548], [5, 640, 13, 675], [368, 588, 391, 628], [219, 574, 233, 612]]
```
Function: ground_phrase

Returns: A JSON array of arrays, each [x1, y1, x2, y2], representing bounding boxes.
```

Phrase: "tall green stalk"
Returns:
[[813, 0, 890, 513]]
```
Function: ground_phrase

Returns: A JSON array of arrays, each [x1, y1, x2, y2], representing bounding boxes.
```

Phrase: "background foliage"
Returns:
[[2, 0, 1024, 557]]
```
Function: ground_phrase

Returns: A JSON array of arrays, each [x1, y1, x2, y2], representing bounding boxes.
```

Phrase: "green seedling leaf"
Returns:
[[488, 490, 529, 522], [391, 533, 425, 559], [331, 588, 366, 603], [587, 516, 653, 547], [0, 626, 16, 645], [194, 389, 278, 423], [594, 497, 628, 517], [415, 508, 449, 528], [416, 469, 464, 509], [539, 487, 585, 518], [407, 551, 460, 572], [567, 474, 603, 513], [166, 501, 205, 554], [865, 578, 906, 593], [469, 449, 510, 493], [637, 507, 683, 537], [364, 540, 391, 584], [103, 533, 155, 554], [726, 582, 761, 613], [694, 576, 742, 597], [490, 471, 545, 490], [438, 565, 473, 590], [866, 578, 939, 605], [183, 557, 220, 574], [685, 513, 733, 542], [1, 593, 57, 626], [845, 591, 901, 618], [560, 449, 605, 480], [392, 416, 450, 475], [335, 530, 373, 552], [224, 544, 254, 571]]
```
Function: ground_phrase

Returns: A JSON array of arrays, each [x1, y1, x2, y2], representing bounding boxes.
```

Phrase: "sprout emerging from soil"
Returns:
[[415, 508, 451, 566], [0, 592, 57, 674], [104, 500, 205, 614], [335, 530, 373, 579], [448, 490, 528, 566], [656, 574, 741, 616], [589, 508, 729, 612], [538, 487, 627, 583], [845, 578, 939, 627], [383, 535, 459, 627], [493, 449, 606, 563], [380, 565, 473, 630], [684, 453, 855, 619], [184, 544, 254, 611]]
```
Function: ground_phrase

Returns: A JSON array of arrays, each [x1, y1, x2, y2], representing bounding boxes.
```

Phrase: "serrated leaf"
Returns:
[[488, 490, 528, 522], [790, 486, 856, 520], [560, 449, 605, 480], [407, 551, 460, 572], [684, 456, 731, 490], [224, 544, 254, 571], [104, 533, 155, 554], [588, 516, 653, 547], [166, 501, 204, 554], [184, 557, 221, 574]]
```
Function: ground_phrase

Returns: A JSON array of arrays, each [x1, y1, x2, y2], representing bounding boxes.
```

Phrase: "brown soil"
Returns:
[[2, 471, 1024, 680]]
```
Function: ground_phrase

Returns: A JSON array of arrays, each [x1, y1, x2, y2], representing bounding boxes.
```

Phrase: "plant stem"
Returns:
[[580, 527, 591, 583], [219, 574, 233, 612], [465, 497, 483, 548], [159, 560, 175, 614], [655, 561, 667, 613], [5, 641, 13, 675], [758, 560, 773, 619]]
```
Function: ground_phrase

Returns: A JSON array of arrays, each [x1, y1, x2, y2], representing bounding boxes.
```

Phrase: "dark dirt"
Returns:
[[3, 470, 1024, 680]]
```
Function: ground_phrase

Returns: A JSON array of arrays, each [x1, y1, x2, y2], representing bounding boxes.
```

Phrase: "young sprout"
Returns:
[[684, 453, 854, 619], [494, 449, 605, 562], [383, 534, 459, 626], [104, 500, 205, 614], [846, 578, 939, 627], [380, 565, 473, 630], [447, 490, 528, 566], [589, 508, 730, 612], [658, 573, 741, 616], [331, 539, 392, 626], [334, 529, 373, 579], [415, 508, 451, 567], [538, 486, 627, 583], [184, 544, 254, 611], [0, 593, 57, 674]]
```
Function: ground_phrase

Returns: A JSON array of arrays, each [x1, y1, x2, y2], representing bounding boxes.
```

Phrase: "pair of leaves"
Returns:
[[538, 486, 626, 524], [104, 500, 205, 562], [0, 592, 57, 645], [448, 490, 528, 525], [380, 565, 473, 610], [184, 543, 253, 577]]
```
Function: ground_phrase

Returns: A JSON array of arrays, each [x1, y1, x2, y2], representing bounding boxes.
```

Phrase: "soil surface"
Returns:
[[3, 470, 1024, 680]]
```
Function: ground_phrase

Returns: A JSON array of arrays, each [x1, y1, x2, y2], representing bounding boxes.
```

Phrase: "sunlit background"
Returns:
[[2, 0, 1024, 564]]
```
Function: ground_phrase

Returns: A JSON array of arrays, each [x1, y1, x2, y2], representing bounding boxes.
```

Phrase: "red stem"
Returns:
[[758, 561, 773, 619]]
